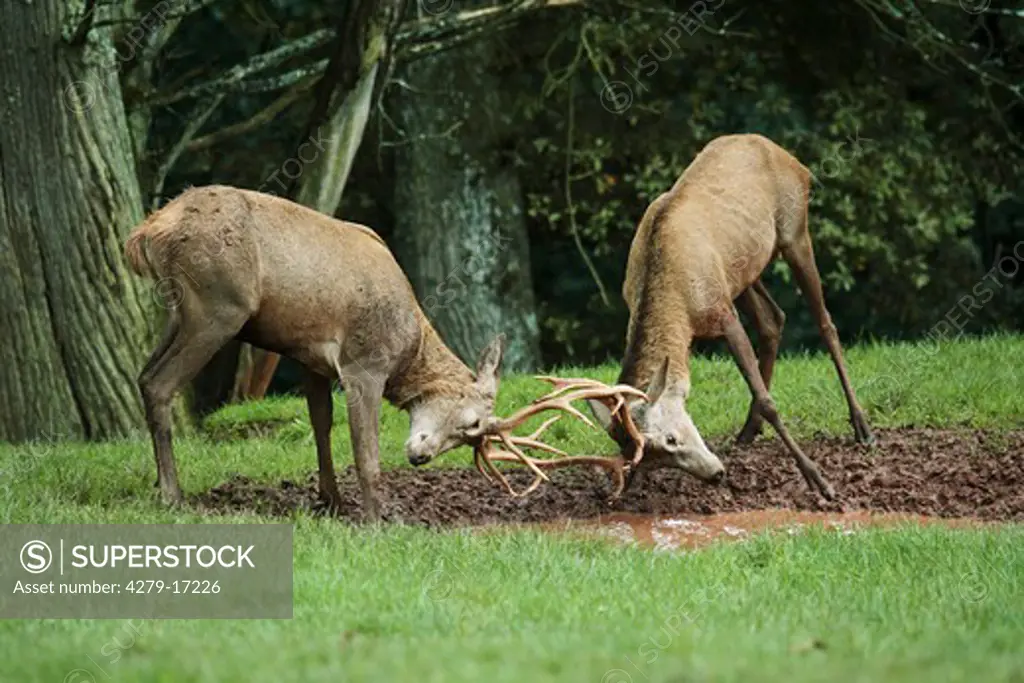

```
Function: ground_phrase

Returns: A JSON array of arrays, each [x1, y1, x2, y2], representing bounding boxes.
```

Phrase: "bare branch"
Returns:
[[186, 77, 317, 152], [396, 0, 585, 63], [147, 29, 334, 106], [152, 0, 585, 109], [851, 0, 1024, 105], [138, 0, 591, 142], [232, 59, 331, 95], [915, 0, 1024, 18], [609, 0, 755, 38], [92, 0, 222, 27]]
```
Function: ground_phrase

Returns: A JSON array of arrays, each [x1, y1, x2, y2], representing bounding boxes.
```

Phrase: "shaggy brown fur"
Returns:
[[608, 134, 874, 499]]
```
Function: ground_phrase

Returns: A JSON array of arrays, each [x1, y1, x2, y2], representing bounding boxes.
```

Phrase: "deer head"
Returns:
[[405, 335, 504, 466], [587, 357, 725, 484]]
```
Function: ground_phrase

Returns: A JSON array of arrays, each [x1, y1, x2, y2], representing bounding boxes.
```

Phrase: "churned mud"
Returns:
[[192, 428, 1024, 542]]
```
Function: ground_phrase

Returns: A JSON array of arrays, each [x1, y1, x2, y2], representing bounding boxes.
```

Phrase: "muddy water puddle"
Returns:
[[533, 509, 986, 552]]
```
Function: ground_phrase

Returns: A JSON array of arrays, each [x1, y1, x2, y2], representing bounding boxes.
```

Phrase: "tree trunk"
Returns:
[[392, 31, 541, 373], [0, 3, 156, 441]]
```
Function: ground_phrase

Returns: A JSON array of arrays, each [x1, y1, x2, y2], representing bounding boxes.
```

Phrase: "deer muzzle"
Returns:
[[406, 432, 437, 466], [699, 452, 726, 484]]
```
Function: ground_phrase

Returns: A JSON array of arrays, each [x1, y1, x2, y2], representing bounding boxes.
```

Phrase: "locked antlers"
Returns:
[[473, 377, 648, 498]]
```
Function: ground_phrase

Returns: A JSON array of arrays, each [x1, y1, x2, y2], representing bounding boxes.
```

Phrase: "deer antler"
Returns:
[[473, 377, 648, 498]]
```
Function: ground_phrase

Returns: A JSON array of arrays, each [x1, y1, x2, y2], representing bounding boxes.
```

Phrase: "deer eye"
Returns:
[[665, 434, 678, 446], [464, 418, 481, 431]]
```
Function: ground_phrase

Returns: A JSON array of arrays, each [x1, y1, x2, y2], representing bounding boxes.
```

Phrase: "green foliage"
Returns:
[[513, 8, 1024, 365], [155, 2, 1024, 371]]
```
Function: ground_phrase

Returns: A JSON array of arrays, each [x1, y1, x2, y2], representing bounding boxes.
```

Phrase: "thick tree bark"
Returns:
[[0, 3, 155, 440], [391, 30, 541, 373]]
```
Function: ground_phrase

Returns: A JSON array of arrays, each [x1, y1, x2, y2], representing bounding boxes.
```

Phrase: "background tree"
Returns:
[[390, 1, 543, 373], [0, 1, 155, 440]]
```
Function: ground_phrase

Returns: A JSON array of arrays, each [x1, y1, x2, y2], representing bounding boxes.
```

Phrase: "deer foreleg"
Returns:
[[722, 315, 835, 500], [733, 280, 785, 444], [342, 371, 386, 523]]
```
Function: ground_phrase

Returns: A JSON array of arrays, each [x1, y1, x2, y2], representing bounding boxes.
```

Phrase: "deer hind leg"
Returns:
[[780, 231, 875, 445], [734, 280, 786, 444], [303, 370, 342, 511], [721, 312, 835, 500], [138, 304, 248, 505], [140, 317, 180, 488]]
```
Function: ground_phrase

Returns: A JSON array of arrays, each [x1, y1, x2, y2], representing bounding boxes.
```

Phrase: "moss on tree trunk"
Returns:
[[0, 2, 155, 440]]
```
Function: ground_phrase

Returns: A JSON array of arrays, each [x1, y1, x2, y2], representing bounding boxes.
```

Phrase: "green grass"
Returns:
[[1, 335, 1023, 683]]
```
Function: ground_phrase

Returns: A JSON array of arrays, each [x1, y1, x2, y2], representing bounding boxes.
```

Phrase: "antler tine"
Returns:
[[485, 414, 564, 448], [516, 439, 566, 457], [526, 415, 561, 441], [493, 395, 596, 434], [558, 382, 647, 466], [605, 395, 625, 421], [473, 445, 496, 482], [475, 444, 512, 494], [533, 375, 611, 400], [534, 375, 649, 403], [483, 450, 628, 499], [487, 433, 568, 457], [474, 442, 546, 498], [496, 431, 554, 480], [491, 377, 648, 436], [473, 374, 651, 499]]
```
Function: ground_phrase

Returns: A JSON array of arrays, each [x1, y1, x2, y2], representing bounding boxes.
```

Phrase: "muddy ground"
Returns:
[[193, 427, 1024, 536]]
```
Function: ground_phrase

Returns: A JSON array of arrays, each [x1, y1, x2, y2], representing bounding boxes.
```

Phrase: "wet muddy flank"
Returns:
[[194, 427, 1024, 545]]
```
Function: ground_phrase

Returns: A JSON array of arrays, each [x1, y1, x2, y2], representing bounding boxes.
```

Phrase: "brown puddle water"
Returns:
[[527, 509, 988, 552]]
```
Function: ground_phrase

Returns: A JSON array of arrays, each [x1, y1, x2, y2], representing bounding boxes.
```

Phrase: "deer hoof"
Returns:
[[159, 488, 184, 507], [316, 488, 345, 517], [736, 419, 764, 445], [852, 413, 875, 446]]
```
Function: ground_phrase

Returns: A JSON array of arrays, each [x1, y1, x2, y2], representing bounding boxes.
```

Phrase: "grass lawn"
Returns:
[[1, 334, 1022, 683]]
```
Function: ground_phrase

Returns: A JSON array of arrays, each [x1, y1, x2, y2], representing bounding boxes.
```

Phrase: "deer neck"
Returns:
[[385, 314, 475, 410], [618, 290, 694, 393]]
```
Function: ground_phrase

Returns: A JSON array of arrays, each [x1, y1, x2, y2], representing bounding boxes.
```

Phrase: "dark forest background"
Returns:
[[2, 0, 1023, 440]]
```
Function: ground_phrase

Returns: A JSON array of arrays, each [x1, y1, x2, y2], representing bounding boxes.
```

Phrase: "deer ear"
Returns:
[[646, 357, 670, 404], [475, 334, 505, 399], [586, 399, 630, 448]]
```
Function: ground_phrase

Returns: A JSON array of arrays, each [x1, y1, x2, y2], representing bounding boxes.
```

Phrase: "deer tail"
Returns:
[[124, 225, 158, 280]]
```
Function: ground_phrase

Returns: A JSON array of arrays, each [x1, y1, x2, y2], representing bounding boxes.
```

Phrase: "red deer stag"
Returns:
[[588, 134, 875, 500], [125, 185, 520, 522]]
